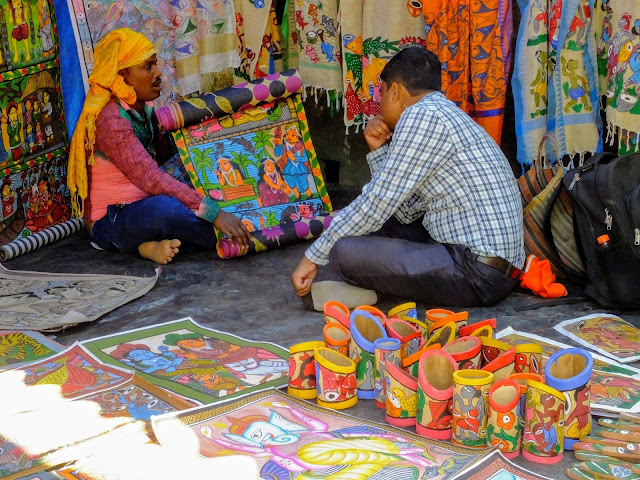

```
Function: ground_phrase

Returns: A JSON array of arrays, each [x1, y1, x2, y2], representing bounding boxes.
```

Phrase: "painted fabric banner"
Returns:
[[596, 0, 640, 153], [340, 0, 426, 131], [496, 326, 640, 417], [0, 329, 64, 370], [512, 0, 602, 166], [82, 317, 289, 405], [425, 0, 513, 145], [161, 70, 333, 259], [152, 390, 487, 479], [66, 0, 240, 102], [0, 264, 159, 331]]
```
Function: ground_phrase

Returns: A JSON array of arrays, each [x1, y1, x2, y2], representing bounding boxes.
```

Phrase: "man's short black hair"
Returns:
[[380, 46, 442, 95]]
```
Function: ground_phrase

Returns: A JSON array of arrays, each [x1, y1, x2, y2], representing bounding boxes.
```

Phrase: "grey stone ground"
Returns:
[[6, 184, 640, 479]]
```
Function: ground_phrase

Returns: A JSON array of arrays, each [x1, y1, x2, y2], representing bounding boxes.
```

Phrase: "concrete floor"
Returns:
[[5, 184, 640, 479]]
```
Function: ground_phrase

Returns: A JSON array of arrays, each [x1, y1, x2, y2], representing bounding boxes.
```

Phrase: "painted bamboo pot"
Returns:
[[514, 343, 543, 375], [482, 347, 516, 382], [386, 318, 425, 361], [323, 300, 350, 330], [522, 379, 565, 464], [487, 378, 522, 458], [451, 370, 494, 448], [385, 361, 419, 427], [425, 308, 454, 331], [373, 337, 401, 409], [355, 304, 387, 328], [416, 349, 458, 439], [458, 318, 497, 338], [388, 302, 418, 321], [401, 344, 441, 377], [288, 340, 325, 399], [480, 337, 512, 368], [545, 348, 593, 450], [427, 310, 468, 337], [442, 336, 482, 370], [349, 309, 387, 399], [424, 321, 456, 349], [314, 347, 357, 410], [323, 322, 350, 357], [508, 372, 544, 432]]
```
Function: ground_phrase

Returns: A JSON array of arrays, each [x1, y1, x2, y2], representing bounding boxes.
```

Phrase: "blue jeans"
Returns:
[[90, 195, 218, 254]]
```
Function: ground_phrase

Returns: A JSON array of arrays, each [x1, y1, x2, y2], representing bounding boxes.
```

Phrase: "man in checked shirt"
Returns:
[[291, 47, 524, 308]]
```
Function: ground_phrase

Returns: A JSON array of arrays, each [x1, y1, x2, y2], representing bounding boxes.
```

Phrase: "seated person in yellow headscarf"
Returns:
[[69, 28, 250, 264]]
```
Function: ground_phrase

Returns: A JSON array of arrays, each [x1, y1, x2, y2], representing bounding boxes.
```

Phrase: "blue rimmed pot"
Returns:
[[349, 309, 387, 399], [373, 337, 401, 409], [545, 348, 593, 450]]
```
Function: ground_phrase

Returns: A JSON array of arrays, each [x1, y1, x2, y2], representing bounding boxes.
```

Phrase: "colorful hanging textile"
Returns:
[[596, 0, 640, 153], [67, 0, 240, 102], [425, 0, 512, 145], [293, 0, 343, 97], [340, 0, 426, 130], [233, 0, 274, 81], [512, 0, 602, 166]]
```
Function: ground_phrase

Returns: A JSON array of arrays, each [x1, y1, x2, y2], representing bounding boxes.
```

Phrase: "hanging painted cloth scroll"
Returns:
[[424, 0, 512, 145], [233, 0, 275, 81], [156, 70, 334, 259], [339, 0, 426, 131], [67, 0, 240, 101], [595, 0, 640, 153], [512, 0, 602, 166]]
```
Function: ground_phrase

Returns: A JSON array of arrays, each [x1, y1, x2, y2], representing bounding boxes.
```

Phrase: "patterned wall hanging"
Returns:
[[595, 0, 640, 153], [424, 0, 513, 145], [156, 70, 333, 259], [512, 0, 602, 167]]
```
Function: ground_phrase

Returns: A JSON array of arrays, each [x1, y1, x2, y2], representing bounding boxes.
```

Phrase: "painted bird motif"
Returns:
[[388, 387, 418, 415]]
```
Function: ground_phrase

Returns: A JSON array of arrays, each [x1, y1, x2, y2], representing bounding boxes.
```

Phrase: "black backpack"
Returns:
[[562, 152, 640, 309]]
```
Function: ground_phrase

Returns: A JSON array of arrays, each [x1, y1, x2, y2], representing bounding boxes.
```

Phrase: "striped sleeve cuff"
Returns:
[[304, 236, 331, 265]]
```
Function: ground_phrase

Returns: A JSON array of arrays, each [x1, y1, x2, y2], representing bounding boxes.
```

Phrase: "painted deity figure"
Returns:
[[25, 123, 35, 151], [451, 385, 486, 442], [204, 404, 441, 478], [37, 0, 55, 55], [1, 101, 24, 162], [24, 99, 33, 125], [273, 126, 313, 199], [35, 121, 45, 149], [1, 178, 15, 220], [25, 175, 68, 232], [214, 156, 244, 187], [6, 0, 31, 64], [257, 158, 291, 206], [111, 344, 185, 374], [562, 57, 593, 113], [564, 385, 590, 439]]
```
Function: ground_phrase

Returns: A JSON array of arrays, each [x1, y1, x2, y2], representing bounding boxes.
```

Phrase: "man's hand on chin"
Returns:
[[291, 256, 318, 297]]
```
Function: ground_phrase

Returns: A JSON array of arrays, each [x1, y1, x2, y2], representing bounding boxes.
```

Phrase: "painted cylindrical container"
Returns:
[[480, 337, 512, 368], [458, 318, 497, 338], [416, 349, 458, 439], [401, 344, 441, 377], [442, 336, 482, 370], [545, 348, 593, 450], [288, 340, 325, 399], [373, 337, 401, 409], [323, 322, 350, 357], [426, 309, 468, 337], [508, 372, 544, 432], [514, 343, 543, 375], [451, 369, 494, 448], [314, 347, 357, 410], [355, 304, 387, 328], [323, 300, 350, 330], [349, 309, 387, 399], [424, 321, 456, 349], [487, 378, 522, 458], [388, 302, 418, 321], [482, 347, 516, 382], [522, 379, 565, 463], [386, 318, 425, 361], [385, 361, 419, 427]]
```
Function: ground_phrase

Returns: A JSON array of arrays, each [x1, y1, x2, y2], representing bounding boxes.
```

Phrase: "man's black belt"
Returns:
[[476, 255, 522, 280]]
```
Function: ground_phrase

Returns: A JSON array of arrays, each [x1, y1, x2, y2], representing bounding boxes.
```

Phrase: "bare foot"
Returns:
[[138, 239, 181, 264]]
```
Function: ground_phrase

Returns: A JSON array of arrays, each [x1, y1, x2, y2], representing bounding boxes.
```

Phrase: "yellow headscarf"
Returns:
[[68, 28, 157, 218]]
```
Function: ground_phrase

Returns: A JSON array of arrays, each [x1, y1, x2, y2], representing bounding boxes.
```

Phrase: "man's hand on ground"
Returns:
[[291, 256, 318, 297], [214, 210, 251, 252], [364, 115, 392, 151]]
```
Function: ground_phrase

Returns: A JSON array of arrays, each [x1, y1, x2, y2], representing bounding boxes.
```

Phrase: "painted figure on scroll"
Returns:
[[273, 126, 314, 199], [68, 28, 251, 265], [203, 403, 461, 478]]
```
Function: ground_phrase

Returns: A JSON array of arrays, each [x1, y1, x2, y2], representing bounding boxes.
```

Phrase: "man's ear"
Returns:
[[390, 81, 405, 104]]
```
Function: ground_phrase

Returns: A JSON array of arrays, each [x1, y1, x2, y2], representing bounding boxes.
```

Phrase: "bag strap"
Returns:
[[535, 132, 561, 171]]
